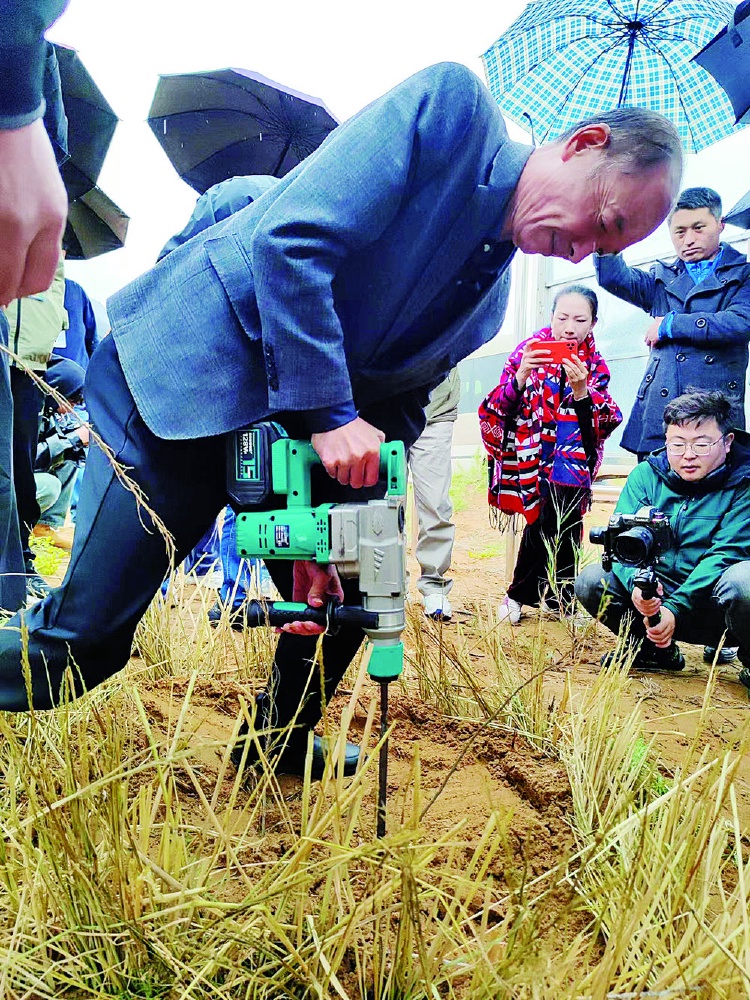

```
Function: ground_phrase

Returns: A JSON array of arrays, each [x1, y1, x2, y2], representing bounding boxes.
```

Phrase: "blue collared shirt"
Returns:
[[659, 246, 724, 339]]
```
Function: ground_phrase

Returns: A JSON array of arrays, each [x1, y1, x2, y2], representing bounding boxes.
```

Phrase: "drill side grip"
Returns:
[[241, 600, 379, 630]]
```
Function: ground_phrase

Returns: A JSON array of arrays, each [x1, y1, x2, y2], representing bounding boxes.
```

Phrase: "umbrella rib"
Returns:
[[646, 14, 733, 35], [152, 106, 300, 143], [181, 133, 320, 180], [526, 35, 630, 140], [641, 0, 679, 25], [601, 0, 628, 24], [155, 75, 320, 138], [638, 32, 702, 147], [174, 72, 322, 125]]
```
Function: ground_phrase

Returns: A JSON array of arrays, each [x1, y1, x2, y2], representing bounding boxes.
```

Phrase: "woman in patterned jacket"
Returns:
[[479, 285, 622, 623]]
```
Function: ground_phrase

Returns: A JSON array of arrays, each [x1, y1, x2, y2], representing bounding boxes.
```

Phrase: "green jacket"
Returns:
[[4, 256, 67, 371], [612, 432, 750, 620]]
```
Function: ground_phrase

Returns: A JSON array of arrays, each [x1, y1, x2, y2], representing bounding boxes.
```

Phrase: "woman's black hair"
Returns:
[[551, 284, 598, 322]]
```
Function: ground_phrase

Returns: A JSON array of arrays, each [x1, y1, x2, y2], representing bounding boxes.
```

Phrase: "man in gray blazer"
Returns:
[[0, 63, 681, 779]]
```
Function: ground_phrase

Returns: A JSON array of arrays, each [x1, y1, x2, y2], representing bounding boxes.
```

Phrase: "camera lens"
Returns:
[[614, 526, 654, 565]]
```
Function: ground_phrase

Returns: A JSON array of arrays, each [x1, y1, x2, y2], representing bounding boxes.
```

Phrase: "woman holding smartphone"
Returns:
[[479, 284, 622, 624]]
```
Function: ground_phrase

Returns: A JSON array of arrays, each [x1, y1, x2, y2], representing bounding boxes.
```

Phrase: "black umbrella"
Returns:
[[53, 43, 119, 201], [147, 68, 338, 194], [693, 0, 750, 125], [725, 189, 750, 229], [64, 186, 129, 260]]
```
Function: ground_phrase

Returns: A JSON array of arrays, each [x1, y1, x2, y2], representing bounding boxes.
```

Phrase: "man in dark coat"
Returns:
[[0, 65, 681, 780], [595, 186, 750, 458]]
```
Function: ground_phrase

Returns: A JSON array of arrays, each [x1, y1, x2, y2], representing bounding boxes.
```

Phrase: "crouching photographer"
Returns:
[[575, 390, 750, 685], [32, 357, 89, 552]]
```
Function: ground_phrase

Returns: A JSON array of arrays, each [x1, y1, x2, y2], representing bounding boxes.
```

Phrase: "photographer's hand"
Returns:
[[645, 607, 676, 648], [74, 425, 90, 447], [632, 584, 662, 617]]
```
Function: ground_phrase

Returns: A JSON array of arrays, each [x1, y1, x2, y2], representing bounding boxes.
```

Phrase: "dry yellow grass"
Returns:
[[0, 593, 747, 998]]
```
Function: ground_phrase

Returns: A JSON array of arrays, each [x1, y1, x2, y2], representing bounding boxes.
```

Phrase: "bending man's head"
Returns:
[[663, 390, 734, 482], [505, 107, 683, 263]]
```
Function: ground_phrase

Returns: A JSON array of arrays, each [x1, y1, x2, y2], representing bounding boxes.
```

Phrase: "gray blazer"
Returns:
[[107, 63, 532, 442]]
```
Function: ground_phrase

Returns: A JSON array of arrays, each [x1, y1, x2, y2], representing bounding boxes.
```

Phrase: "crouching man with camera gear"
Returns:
[[575, 390, 750, 684]]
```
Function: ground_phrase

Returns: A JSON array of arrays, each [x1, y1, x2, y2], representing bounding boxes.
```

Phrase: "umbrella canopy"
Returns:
[[147, 68, 339, 194], [53, 43, 119, 201], [725, 189, 750, 229], [693, 0, 750, 125], [64, 186, 129, 260], [482, 0, 742, 153]]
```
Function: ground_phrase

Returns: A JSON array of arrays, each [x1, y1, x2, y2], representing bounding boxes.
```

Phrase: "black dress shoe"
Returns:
[[231, 694, 360, 780], [276, 735, 360, 779], [703, 645, 738, 665], [207, 600, 245, 631], [601, 641, 685, 672], [738, 667, 750, 694], [26, 574, 52, 601]]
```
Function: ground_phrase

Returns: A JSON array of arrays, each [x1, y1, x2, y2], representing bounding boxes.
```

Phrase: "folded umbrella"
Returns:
[[147, 68, 338, 194], [64, 186, 129, 260]]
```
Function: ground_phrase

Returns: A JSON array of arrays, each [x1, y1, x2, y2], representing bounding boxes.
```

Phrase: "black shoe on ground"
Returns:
[[738, 667, 750, 695], [26, 574, 52, 601], [601, 641, 685, 672], [703, 645, 738, 665], [208, 599, 245, 632], [231, 694, 360, 780]]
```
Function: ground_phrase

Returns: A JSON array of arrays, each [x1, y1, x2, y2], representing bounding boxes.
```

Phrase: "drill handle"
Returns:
[[242, 599, 379, 631], [633, 566, 662, 627]]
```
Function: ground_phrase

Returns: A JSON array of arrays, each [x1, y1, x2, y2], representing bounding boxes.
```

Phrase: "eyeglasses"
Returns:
[[665, 436, 724, 457]]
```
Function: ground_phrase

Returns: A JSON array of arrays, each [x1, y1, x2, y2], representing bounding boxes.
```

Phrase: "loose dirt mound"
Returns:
[[139, 677, 572, 879]]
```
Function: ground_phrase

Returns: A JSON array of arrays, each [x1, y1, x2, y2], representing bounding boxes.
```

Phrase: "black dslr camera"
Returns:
[[590, 507, 673, 623], [589, 507, 672, 572]]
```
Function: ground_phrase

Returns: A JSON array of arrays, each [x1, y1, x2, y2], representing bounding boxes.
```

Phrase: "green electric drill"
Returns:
[[227, 421, 407, 836]]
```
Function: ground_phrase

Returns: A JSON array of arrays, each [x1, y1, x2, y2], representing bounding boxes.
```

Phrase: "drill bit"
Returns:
[[377, 679, 389, 839]]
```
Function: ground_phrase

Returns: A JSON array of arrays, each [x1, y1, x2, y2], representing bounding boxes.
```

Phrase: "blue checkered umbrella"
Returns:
[[482, 0, 743, 153]]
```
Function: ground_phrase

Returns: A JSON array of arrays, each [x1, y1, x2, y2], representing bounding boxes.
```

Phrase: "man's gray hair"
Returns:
[[557, 107, 683, 180]]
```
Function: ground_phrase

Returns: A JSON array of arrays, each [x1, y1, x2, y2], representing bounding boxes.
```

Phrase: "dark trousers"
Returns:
[[0, 315, 27, 612], [575, 561, 750, 662], [507, 486, 584, 607], [0, 336, 400, 718], [10, 368, 43, 567]]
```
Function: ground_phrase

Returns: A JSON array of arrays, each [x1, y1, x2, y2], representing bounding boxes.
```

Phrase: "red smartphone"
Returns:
[[539, 340, 576, 364]]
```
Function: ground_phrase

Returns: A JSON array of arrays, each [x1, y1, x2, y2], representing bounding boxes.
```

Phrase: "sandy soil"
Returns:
[[445, 486, 750, 823], [40, 479, 750, 951]]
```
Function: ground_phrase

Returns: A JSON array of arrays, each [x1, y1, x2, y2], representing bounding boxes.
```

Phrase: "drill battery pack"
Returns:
[[226, 421, 286, 511]]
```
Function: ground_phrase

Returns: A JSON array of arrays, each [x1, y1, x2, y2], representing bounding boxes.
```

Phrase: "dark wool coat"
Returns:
[[595, 243, 750, 454]]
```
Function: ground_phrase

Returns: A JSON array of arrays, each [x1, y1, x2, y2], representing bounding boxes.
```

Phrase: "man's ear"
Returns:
[[725, 431, 734, 449], [560, 123, 611, 161]]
